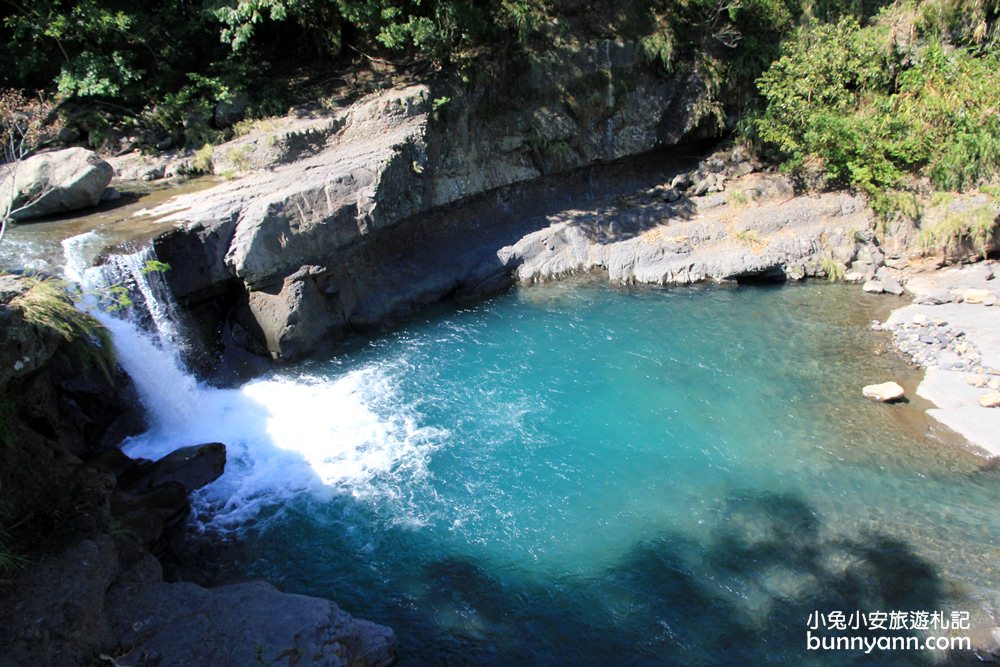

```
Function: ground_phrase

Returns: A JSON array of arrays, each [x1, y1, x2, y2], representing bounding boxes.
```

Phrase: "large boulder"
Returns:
[[0, 537, 398, 667], [2, 147, 113, 221], [121, 442, 227, 494]]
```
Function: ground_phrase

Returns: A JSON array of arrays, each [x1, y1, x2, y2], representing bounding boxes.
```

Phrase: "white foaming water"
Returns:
[[61, 233, 445, 529], [63, 236, 200, 428], [124, 366, 446, 529]]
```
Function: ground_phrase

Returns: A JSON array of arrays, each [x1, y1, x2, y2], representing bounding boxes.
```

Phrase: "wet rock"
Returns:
[[121, 443, 226, 494], [0, 147, 113, 221], [863, 381, 905, 402]]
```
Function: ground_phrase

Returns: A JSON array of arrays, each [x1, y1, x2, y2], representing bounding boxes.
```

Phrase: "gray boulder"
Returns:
[[862, 279, 885, 294], [213, 92, 250, 129], [1, 147, 113, 221]]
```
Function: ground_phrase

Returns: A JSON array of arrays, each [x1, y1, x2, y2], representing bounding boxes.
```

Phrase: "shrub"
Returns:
[[192, 143, 215, 174], [918, 205, 1000, 258], [734, 228, 765, 247], [819, 256, 846, 282], [751, 8, 1000, 195], [10, 277, 115, 380]]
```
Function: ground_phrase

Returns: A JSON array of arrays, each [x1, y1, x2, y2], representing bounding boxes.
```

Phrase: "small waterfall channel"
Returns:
[[64, 236, 200, 431], [62, 236, 444, 530]]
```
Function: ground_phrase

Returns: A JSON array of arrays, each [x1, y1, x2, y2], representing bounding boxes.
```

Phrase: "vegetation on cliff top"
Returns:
[[0, 0, 996, 221], [749, 0, 999, 198], [0, 0, 822, 148], [743, 0, 1000, 256]]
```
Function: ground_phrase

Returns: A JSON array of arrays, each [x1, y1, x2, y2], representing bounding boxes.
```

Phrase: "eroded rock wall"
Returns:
[[147, 44, 720, 361]]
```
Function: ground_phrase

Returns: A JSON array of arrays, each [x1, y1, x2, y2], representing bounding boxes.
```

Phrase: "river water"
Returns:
[[3, 185, 998, 665], [118, 278, 998, 666]]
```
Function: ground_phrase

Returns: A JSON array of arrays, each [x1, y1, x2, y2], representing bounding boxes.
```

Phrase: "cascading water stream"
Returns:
[[63, 236, 200, 429], [60, 233, 446, 529]]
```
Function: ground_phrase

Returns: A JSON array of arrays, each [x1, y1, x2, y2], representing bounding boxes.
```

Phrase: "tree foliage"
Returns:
[[750, 1, 1000, 198]]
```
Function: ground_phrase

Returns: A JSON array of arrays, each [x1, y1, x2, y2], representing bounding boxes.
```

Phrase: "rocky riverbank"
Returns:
[[875, 261, 1000, 457], [0, 275, 396, 667]]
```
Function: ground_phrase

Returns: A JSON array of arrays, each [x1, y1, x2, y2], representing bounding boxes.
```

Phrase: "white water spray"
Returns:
[[62, 234, 446, 529], [64, 238, 200, 428]]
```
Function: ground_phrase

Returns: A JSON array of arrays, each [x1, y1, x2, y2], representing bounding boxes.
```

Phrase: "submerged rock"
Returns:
[[862, 381, 905, 402], [1, 147, 113, 221]]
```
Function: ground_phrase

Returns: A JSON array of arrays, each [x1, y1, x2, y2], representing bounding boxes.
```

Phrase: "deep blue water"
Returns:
[[126, 281, 1000, 665]]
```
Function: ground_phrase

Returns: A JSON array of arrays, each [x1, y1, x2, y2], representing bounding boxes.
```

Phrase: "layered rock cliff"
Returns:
[[142, 43, 721, 361]]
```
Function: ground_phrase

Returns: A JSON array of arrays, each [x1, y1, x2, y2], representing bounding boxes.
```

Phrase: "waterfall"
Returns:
[[59, 232, 444, 530], [63, 237, 199, 429]]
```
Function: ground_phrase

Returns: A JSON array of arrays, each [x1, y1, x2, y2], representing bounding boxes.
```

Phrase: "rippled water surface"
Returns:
[[123, 281, 1000, 665]]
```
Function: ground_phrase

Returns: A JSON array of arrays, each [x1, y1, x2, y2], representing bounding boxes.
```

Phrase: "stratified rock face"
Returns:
[[2, 147, 113, 221], [148, 49, 720, 361], [499, 173, 873, 286]]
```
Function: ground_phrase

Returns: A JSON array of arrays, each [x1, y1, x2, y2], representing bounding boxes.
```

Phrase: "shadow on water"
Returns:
[[375, 490, 979, 667]]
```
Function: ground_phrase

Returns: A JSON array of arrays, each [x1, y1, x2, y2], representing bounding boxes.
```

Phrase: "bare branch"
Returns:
[[0, 90, 64, 244]]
